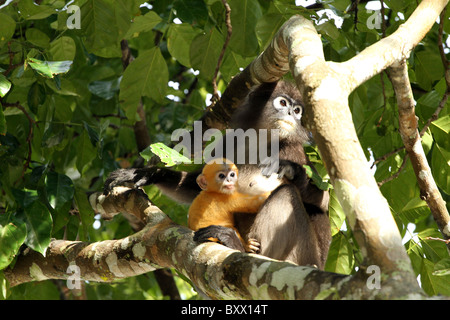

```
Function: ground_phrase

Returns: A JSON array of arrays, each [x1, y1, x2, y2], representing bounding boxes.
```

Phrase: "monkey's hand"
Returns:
[[193, 225, 245, 252], [103, 167, 158, 195], [269, 159, 308, 182], [258, 157, 280, 177]]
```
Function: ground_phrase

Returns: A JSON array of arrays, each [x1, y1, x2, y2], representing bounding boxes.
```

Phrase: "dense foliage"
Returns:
[[0, 0, 449, 299]]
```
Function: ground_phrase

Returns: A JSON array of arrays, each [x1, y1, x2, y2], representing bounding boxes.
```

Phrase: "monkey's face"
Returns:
[[231, 81, 311, 144], [270, 95, 303, 136], [216, 169, 238, 194]]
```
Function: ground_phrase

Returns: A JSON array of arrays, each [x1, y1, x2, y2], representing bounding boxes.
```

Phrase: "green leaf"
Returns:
[[228, 0, 262, 57], [0, 271, 10, 299], [433, 258, 450, 277], [88, 77, 121, 100], [256, 13, 287, 50], [190, 28, 224, 79], [419, 229, 449, 262], [415, 50, 444, 91], [27, 82, 46, 114], [81, 0, 131, 57], [0, 13, 16, 49], [328, 189, 346, 236], [430, 115, 450, 150], [317, 20, 341, 40], [45, 172, 74, 212], [76, 130, 97, 174], [421, 258, 450, 296], [167, 23, 201, 68], [49, 36, 76, 61], [324, 232, 354, 274], [173, 0, 208, 26], [0, 74, 12, 98], [81, 0, 117, 46], [27, 58, 73, 78], [119, 47, 168, 118], [25, 28, 50, 48], [400, 197, 430, 223], [220, 51, 253, 83], [0, 103, 6, 135], [74, 188, 95, 242], [142, 142, 192, 166], [23, 201, 53, 256], [124, 11, 162, 39], [303, 165, 331, 191], [0, 217, 27, 270], [18, 0, 56, 20], [431, 144, 450, 195]]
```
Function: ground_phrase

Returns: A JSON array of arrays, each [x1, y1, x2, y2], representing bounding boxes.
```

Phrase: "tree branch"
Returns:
[[201, 13, 293, 130], [273, 0, 447, 276], [5, 187, 426, 299], [6, 0, 448, 300], [210, 0, 232, 104], [340, 0, 449, 93], [388, 60, 450, 247]]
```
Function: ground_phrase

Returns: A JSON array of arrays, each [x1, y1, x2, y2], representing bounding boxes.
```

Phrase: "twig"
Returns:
[[377, 153, 409, 186], [211, 0, 232, 105], [424, 236, 450, 244], [371, 146, 405, 169]]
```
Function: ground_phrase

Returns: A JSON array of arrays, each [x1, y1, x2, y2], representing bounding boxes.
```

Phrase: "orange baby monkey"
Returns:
[[188, 158, 269, 253]]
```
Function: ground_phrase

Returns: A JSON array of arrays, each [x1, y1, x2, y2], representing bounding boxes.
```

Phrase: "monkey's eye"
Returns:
[[229, 172, 236, 178], [273, 96, 290, 109], [218, 173, 226, 180], [293, 106, 302, 119]]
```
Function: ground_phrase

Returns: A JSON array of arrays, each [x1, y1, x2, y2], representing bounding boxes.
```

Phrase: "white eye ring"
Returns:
[[273, 96, 290, 109], [293, 106, 302, 119]]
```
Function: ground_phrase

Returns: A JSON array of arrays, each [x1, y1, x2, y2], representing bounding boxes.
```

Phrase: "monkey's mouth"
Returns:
[[222, 184, 235, 193], [277, 119, 295, 130]]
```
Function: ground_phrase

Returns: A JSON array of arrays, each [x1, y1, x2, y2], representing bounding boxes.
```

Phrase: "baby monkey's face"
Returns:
[[216, 168, 238, 194]]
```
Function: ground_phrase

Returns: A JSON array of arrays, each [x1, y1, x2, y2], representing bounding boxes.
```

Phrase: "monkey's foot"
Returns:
[[246, 238, 261, 254], [194, 225, 245, 252]]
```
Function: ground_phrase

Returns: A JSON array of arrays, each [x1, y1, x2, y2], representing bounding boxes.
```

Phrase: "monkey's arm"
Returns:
[[228, 193, 270, 213], [278, 160, 329, 214], [104, 167, 202, 204]]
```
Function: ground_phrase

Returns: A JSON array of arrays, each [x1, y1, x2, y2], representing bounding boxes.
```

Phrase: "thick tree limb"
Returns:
[[235, 0, 447, 278], [341, 0, 449, 93], [201, 12, 292, 129], [388, 60, 450, 247], [5, 187, 426, 299], [279, 15, 412, 275]]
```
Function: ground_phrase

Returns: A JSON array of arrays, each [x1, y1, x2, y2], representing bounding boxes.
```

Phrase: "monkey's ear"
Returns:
[[196, 174, 208, 190]]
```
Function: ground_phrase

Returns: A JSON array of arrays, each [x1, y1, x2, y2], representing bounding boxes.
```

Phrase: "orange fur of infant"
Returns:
[[188, 159, 269, 251]]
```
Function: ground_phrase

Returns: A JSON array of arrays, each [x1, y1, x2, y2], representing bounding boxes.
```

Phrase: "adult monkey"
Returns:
[[104, 81, 331, 269]]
